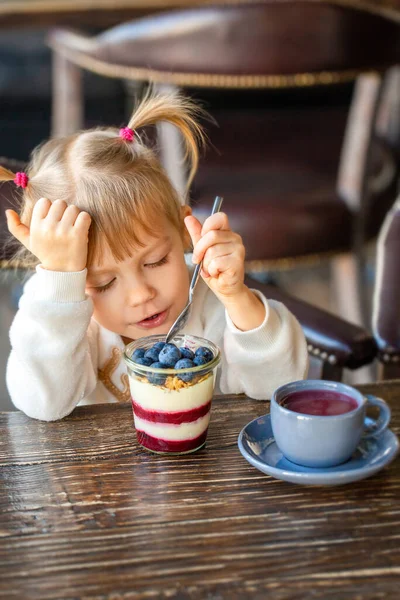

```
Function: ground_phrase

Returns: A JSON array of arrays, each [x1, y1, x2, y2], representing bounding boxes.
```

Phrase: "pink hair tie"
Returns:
[[14, 172, 29, 188], [119, 127, 134, 142]]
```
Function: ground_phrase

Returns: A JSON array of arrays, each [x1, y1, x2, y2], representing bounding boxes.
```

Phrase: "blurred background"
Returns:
[[1, 0, 400, 410]]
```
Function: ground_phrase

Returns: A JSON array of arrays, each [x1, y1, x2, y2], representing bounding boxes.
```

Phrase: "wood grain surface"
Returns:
[[1, 382, 399, 599]]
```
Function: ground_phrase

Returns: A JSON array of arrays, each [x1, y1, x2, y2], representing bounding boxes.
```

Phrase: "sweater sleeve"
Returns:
[[211, 290, 308, 399], [6, 267, 98, 421]]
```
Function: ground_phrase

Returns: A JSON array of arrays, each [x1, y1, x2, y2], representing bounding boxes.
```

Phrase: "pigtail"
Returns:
[[0, 165, 17, 182], [127, 89, 207, 189], [0, 165, 29, 189]]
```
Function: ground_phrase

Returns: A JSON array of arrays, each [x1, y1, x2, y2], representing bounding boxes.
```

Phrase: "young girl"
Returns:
[[2, 91, 308, 421]]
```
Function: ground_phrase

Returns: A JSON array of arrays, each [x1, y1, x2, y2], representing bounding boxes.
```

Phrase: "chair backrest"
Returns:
[[0, 158, 24, 264], [48, 1, 400, 205], [48, 2, 400, 89], [372, 193, 400, 378]]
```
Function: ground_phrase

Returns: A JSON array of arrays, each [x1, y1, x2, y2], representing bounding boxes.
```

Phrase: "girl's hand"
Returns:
[[6, 198, 92, 272], [185, 212, 245, 298], [185, 212, 266, 331]]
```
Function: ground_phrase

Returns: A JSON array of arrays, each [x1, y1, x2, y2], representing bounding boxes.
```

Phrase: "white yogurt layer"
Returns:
[[129, 373, 215, 411], [134, 414, 210, 441]]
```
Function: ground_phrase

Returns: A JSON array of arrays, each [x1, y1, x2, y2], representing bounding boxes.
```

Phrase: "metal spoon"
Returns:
[[165, 195, 224, 344]]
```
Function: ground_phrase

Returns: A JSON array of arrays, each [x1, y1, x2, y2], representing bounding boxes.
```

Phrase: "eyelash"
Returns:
[[96, 278, 116, 294], [145, 255, 169, 269], [94, 255, 169, 293]]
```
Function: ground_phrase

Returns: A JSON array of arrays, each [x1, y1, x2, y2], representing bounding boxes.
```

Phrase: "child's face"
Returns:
[[85, 215, 190, 342]]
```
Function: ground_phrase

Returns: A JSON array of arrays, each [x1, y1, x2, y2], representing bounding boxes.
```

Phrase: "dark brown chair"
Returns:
[[372, 193, 400, 380], [0, 156, 377, 381], [48, 2, 400, 327]]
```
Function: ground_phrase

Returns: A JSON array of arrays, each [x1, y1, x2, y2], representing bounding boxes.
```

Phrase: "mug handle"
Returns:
[[362, 394, 391, 439]]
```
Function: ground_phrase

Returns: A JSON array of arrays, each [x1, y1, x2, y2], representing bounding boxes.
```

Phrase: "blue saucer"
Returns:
[[238, 413, 399, 486]]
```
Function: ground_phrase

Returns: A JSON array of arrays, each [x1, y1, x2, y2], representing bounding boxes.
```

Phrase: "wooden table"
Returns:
[[1, 381, 399, 599]]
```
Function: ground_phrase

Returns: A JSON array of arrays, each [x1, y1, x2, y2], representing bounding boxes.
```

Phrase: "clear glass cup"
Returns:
[[124, 334, 221, 454]]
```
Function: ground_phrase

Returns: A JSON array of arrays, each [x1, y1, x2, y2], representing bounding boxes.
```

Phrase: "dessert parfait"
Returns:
[[124, 334, 221, 454]]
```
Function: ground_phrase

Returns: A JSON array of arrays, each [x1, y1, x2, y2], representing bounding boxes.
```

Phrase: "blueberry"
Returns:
[[174, 358, 195, 382], [152, 341, 166, 353], [151, 361, 165, 369], [195, 346, 213, 364], [148, 361, 167, 385], [159, 343, 181, 367], [144, 346, 160, 363], [134, 356, 153, 367], [193, 355, 208, 367], [175, 358, 194, 369], [180, 347, 194, 361], [132, 348, 145, 361]]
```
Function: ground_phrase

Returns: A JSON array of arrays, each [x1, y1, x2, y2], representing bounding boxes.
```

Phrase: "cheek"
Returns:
[[89, 290, 121, 323], [90, 295, 108, 319], [164, 256, 189, 294]]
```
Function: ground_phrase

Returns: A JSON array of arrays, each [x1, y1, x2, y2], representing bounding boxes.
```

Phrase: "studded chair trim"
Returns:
[[48, 36, 368, 89]]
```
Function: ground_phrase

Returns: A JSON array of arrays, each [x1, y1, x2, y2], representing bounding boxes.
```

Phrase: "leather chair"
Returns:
[[47, 2, 400, 328], [372, 193, 400, 380], [0, 156, 377, 382]]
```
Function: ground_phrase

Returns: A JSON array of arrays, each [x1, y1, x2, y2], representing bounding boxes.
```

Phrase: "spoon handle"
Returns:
[[188, 196, 224, 302]]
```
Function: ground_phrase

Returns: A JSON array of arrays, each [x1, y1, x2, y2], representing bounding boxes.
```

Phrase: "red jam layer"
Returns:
[[136, 429, 208, 453], [132, 399, 212, 424]]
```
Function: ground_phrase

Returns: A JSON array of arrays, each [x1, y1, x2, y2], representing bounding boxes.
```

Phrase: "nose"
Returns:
[[126, 276, 156, 308]]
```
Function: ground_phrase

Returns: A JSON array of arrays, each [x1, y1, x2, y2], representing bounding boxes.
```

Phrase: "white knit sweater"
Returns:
[[7, 265, 308, 421]]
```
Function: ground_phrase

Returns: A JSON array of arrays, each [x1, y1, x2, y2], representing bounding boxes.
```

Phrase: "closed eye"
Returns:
[[95, 278, 116, 293], [145, 255, 169, 268]]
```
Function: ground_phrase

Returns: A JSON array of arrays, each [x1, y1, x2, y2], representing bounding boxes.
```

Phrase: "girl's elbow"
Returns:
[[11, 394, 74, 422]]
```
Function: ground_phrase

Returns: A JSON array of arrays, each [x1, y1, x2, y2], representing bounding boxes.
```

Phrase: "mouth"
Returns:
[[135, 309, 169, 330]]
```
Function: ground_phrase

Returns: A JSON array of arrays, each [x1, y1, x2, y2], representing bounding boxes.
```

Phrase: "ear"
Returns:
[[181, 204, 193, 250]]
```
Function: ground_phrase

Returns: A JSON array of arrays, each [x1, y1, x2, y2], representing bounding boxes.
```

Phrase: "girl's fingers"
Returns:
[[45, 199, 68, 224], [202, 242, 237, 271], [205, 254, 237, 279], [201, 212, 230, 235], [193, 230, 239, 263], [31, 198, 52, 226], [5, 210, 30, 248], [74, 211, 92, 232], [184, 215, 202, 250], [59, 204, 81, 229]]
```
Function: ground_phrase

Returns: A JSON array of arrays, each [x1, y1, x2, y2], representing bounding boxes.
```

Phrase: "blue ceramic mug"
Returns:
[[271, 380, 391, 468]]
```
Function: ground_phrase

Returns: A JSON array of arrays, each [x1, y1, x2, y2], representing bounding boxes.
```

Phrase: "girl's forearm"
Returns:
[[221, 286, 266, 331]]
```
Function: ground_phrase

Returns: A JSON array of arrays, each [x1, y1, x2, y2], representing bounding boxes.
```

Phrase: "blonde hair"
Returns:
[[0, 89, 206, 268]]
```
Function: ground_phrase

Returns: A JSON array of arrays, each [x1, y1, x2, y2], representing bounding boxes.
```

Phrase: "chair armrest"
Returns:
[[245, 276, 377, 370], [373, 200, 400, 366]]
